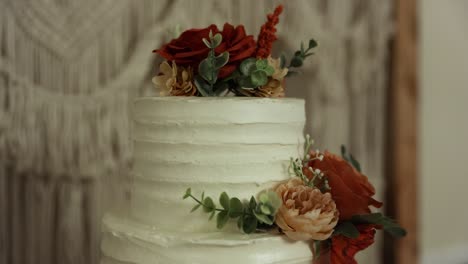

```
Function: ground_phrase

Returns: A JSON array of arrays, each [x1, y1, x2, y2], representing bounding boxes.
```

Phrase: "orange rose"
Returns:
[[306, 151, 383, 220], [275, 178, 339, 241]]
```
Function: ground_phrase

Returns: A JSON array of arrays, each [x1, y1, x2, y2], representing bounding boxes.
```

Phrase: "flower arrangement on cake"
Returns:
[[152, 4, 406, 264], [153, 5, 315, 97]]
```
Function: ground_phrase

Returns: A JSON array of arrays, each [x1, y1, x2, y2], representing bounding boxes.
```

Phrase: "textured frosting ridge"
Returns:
[[102, 97, 310, 264]]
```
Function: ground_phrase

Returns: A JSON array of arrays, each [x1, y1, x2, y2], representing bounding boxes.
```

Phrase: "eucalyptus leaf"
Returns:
[[183, 188, 191, 199], [214, 82, 229, 96], [250, 70, 268, 86], [258, 192, 269, 204], [202, 38, 212, 48], [208, 210, 216, 220], [249, 196, 257, 209], [253, 211, 274, 225], [229, 198, 243, 218], [263, 65, 275, 76], [208, 30, 214, 39], [259, 204, 272, 215], [212, 33, 223, 48], [199, 60, 215, 83], [242, 215, 258, 234], [216, 211, 229, 229], [214, 52, 229, 69], [290, 56, 304, 67], [194, 75, 213, 96], [334, 222, 360, 238], [308, 39, 318, 49], [349, 154, 362, 172], [191, 204, 201, 212], [351, 213, 407, 238], [203, 197, 215, 213], [240, 58, 257, 76], [256, 59, 268, 70], [219, 192, 230, 210], [238, 76, 256, 88]]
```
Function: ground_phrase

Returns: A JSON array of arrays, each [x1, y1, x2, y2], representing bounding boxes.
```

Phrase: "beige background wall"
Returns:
[[420, 0, 468, 263]]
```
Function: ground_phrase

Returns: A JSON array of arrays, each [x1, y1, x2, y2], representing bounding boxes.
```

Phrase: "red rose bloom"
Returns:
[[153, 23, 256, 78], [331, 224, 377, 264], [307, 151, 383, 220]]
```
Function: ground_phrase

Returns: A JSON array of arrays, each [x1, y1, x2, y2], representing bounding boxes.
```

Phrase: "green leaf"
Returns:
[[199, 60, 216, 83], [255, 59, 269, 69], [190, 204, 201, 212], [216, 211, 230, 229], [237, 216, 244, 229], [308, 39, 318, 49], [229, 198, 243, 218], [263, 65, 275, 76], [334, 222, 360, 238], [214, 52, 229, 69], [259, 204, 273, 215], [219, 192, 230, 210], [203, 197, 215, 213], [267, 191, 282, 210], [238, 76, 256, 88], [259, 192, 269, 204], [201, 192, 205, 200], [280, 53, 287, 69], [183, 188, 191, 199], [202, 38, 212, 48], [242, 215, 258, 234], [240, 58, 257, 76], [211, 33, 223, 48], [208, 210, 216, 221], [249, 196, 257, 209], [253, 211, 274, 225], [290, 56, 304, 67], [351, 213, 407, 238], [194, 75, 213, 96], [349, 154, 362, 172], [208, 30, 214, 39], [251, 70, 268, 86], [340, 145, 347, 159], [214, 82, 229, 96]]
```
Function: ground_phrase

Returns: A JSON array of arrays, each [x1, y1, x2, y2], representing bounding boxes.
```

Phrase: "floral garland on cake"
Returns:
[[183, 136, 406, 263], [153, 5, 315, 97], [152, 5, 406, 263]]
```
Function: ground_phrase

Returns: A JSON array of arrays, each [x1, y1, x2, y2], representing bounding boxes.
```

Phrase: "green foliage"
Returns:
[[284, 38, 317, 77], [183, 189, 281, 234], [351, 213, 407, 238], [194, 30, 230, 96], [334, 222, 360, 238], [340, 145, 362, 172], [236, 57, 276, 89]]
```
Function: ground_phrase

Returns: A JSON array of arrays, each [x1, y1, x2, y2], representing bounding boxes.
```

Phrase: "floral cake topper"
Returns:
[[153, 5, 315, 97]]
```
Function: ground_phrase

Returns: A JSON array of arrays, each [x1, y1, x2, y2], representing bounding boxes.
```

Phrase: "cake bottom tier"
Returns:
[[101, 214, 313, 264]]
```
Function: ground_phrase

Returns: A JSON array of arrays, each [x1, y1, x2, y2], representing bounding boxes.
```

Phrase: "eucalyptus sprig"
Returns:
[[281, 39, 317, 77], [237, 58, 275, 88], [194, 30, 230, 96], [183, 188, 282, 233]]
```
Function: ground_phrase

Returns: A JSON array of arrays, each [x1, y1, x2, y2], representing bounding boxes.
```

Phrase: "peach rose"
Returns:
[[275, 178, 339, 241]]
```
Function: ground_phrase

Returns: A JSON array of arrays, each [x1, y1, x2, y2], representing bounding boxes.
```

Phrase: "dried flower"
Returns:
[[275, 178, 339, 241], [152, 61, 197, 96], [256, 5, 284, 58]]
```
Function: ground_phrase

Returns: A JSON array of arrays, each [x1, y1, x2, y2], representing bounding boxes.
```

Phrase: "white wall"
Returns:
[[420, 1, 468, 263]]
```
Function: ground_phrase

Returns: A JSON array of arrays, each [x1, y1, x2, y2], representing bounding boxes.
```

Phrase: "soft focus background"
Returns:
[[0, 0, 467, 264]]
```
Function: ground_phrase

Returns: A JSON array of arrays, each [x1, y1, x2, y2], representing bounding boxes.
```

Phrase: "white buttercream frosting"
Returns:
[[102, 97, 311, 263]]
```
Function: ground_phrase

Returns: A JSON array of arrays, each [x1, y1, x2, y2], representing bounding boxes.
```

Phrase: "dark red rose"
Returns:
[[153, 23, 256, 78], [306, 151, 383, 220], [330, 224, 377, 264]]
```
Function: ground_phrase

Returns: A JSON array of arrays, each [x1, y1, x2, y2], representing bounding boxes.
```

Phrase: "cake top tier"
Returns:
[[133, 97, 306, 124]]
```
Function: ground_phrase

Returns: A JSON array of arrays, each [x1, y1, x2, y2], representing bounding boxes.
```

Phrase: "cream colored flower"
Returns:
[[267, 56, 288, 81], [275, 178, 339, 241], [152, 61, 196, 96], [152, 61, 176, 96]]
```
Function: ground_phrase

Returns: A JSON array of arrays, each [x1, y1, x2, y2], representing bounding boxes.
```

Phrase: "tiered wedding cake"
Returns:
[[101, 97, 313, 263]]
